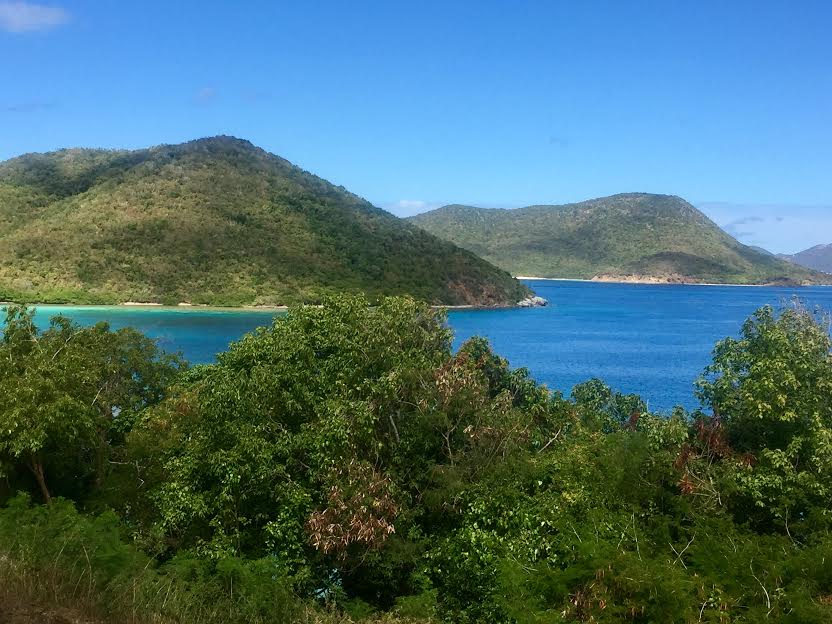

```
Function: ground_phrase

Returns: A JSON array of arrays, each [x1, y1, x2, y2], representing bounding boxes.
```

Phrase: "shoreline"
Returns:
[[514, 276, 828, 287], [0, 301, 506, 313], [3, 277, 828, 313], [0, 302, 288, 313]]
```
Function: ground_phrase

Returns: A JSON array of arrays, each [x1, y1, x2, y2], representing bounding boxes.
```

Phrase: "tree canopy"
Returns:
[[0, 305, 182, 503], [1, 297, 831, 623]]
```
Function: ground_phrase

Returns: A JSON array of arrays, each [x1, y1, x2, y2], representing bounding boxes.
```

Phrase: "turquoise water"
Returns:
[[22, 280, 832, 411], [28, 305, 279, 365]]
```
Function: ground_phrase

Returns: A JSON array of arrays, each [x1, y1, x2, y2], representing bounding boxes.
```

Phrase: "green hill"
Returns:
[[780, 244, 832, 274], [409, 193, 828, 285], [0, 137, 528, 306]]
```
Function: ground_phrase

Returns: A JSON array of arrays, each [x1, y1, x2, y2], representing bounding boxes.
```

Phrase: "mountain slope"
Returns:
[[409, 194, 828, 285], [779, 244, 832, 274], [0, 137, 528, 306], [749, 245, 776, 257]]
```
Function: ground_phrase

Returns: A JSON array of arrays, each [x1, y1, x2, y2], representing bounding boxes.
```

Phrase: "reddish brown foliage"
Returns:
[[695, 417, 731, 458], [678, 474, 696, 495], [306, 461, 398, 559]]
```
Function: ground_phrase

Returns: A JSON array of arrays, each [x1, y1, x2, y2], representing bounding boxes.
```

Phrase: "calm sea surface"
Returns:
[[24, 280, 832, 411]]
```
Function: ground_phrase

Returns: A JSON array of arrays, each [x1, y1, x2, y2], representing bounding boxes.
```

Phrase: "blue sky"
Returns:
[[1, 1, 829, 253]]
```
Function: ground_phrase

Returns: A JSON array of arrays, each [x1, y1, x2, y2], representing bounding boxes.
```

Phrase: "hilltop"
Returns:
[[409, 193, 828, 285], [0, 137, 528, 306], [779, 244, 832, 274]]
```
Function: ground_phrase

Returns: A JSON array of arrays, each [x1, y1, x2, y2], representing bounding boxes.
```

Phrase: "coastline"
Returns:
[[1, 301, 502, 313], [5, 277, 829, 314], [514, 276, 822, 287], [0, 302, 288, 313]]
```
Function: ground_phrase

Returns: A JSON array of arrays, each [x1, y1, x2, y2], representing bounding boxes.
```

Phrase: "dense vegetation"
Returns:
[[780, 243, 832, 274], [1, 296, 832, 623], [409, 194, 828, 285], [0, 137, 528, 306]]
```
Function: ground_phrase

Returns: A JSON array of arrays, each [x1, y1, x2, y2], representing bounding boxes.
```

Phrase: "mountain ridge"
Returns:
[[409, 193, 829, 285], [779, 243, 832, 274], [0, 136, 529, 306]]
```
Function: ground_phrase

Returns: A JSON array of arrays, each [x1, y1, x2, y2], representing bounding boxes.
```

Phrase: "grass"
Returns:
[[0, 495, 433, 624]]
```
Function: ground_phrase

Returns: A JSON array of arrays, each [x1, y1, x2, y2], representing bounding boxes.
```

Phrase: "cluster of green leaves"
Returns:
[[409, 193, 828, 284], [0, 306, 183, 504], [0, 136, 528, 306], [697, 305, 832, 532], [1, 297, 832, 623]]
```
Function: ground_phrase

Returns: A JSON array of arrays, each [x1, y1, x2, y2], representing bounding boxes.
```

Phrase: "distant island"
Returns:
[[779, 244, 832, 274], [409, 193, 831, 286], [0, 137, 529, 307]]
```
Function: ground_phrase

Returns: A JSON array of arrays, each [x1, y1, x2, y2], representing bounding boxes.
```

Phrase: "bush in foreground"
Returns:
[[0, 298, 831, 622]]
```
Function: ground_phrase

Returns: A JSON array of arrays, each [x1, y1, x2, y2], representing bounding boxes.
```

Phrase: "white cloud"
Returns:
[[0, 2, 69, 33], [3, 100, 54, 112], [698, 202, 832, 255], [383, 199, 443, 217], [192, 87, 218, 105]]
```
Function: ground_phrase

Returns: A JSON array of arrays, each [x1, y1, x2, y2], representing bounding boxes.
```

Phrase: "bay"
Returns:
[[452, 280, 832, 411], [21, 280, 832, 411]]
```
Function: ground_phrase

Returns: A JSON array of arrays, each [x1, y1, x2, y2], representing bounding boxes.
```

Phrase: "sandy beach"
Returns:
[[514, 276, 805, 287]]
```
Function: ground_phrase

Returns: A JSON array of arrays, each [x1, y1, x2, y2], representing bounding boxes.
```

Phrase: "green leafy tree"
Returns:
[[697, 304, 832, 531], [571, 378, 647, 432], [131, 296, 452, 587], [131, 295, 551, 605], [0, 305, 182, 503]]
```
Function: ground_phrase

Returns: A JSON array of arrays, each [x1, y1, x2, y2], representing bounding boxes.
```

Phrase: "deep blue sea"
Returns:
[[23, 280, 832, 411]]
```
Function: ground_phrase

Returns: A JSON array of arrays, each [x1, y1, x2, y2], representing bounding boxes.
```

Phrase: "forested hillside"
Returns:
[[410, 193, 828, 285], [0, 137, 528, 306]]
